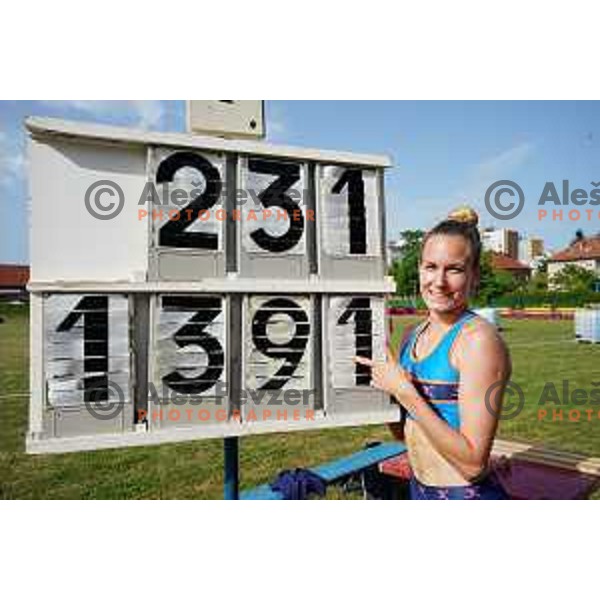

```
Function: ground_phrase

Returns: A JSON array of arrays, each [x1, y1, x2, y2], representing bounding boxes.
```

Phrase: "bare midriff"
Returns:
[[405, 418, 473, 486]]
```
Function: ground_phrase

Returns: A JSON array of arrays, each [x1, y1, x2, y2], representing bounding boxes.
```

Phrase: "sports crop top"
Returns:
[[398, 310, 477, 430]]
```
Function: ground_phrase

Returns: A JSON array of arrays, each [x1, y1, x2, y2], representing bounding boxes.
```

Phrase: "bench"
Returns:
[[241, 441, 406, 500]]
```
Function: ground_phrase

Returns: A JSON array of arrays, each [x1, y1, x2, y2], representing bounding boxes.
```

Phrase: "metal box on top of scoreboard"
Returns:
[[187, 100, 265, 139]]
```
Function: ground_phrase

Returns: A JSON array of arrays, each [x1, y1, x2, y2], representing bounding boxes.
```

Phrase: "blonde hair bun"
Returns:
[[448, 206, 479, 227]]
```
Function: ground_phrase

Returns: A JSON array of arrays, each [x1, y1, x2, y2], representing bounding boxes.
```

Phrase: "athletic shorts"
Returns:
[[409, 474, 510, 500]]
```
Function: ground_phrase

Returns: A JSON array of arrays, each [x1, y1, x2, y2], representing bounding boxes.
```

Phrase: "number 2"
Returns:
[[156, 152, 222, 250]]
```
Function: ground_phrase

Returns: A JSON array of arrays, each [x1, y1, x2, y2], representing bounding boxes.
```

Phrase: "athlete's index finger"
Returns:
[[353, 356, 374, 367]]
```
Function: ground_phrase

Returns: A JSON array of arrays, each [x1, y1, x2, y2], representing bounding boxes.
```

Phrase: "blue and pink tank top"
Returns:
[[398, 310, 477, 430]]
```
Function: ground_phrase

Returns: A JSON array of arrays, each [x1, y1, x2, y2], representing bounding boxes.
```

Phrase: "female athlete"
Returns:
[[355, 207, 511, 499]]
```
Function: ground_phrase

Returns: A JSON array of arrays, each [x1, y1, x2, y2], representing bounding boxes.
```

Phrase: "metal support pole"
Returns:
[[224, 436, 239, 499]]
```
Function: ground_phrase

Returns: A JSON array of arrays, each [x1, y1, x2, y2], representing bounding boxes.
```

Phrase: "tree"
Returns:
[[476, 250, 519, 303], [391, 230, 424, 298], [535, 256, 548, 274], [526, 270, 548, 293], [551, 264, 596, 293], [477, 250, 495, 300]]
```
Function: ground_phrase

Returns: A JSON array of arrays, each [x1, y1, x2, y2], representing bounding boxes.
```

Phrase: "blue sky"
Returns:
[[2, 100, 600, 264]]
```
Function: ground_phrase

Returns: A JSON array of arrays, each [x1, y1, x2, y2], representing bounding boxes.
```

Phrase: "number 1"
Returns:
[[332, 169, 367, 254]]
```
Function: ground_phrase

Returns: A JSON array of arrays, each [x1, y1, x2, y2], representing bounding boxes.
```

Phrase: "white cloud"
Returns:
[[131, 101, 166, 129], [388, 142, 536, 237], [431, 142, 535, 217], [470, 142, 534, 185], [39, 100, 166, 130]]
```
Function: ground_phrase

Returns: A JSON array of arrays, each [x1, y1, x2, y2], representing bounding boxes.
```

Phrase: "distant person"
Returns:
[[356, 207, 511, 499]]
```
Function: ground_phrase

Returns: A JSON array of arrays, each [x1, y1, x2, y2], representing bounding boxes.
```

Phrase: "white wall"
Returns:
[[547, 259, 600, 287], [29, 137, 149, 282]]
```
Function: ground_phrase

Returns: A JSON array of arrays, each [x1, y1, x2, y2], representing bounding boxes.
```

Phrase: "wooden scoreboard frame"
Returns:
[[26, 116, 397, 454]]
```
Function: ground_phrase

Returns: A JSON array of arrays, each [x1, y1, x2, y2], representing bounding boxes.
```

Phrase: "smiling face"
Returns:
[[419, 234, 479, 314]]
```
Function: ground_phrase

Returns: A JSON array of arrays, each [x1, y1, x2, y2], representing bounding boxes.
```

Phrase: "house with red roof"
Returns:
[[490, 251, 531, 281], [547, 236, 600, 285], [0, 264, 29, 300]]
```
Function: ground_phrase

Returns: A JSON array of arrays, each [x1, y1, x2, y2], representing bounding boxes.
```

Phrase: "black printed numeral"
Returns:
[[248, 159, 304, 253], [162, 296, 225, 394], [56, 296, 109, 402], [157, 152, 222, 250], [332, 169, 367, 254], [252, 298, 310, 390], [337, 297, 372, 386]]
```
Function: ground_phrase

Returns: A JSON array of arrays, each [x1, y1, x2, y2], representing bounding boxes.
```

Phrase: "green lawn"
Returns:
[[1, 303, 599, 499]]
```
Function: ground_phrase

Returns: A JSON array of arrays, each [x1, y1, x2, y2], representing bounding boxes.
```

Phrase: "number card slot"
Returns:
[[245, 295, 313, 398], [242, 159, 306, 254], [155, 151, 223, 250], [320, 166, 380, 257], [44, 294, 131, 410], [150, 148, 226, 280], [327, 296, 386, 390], [318, 165, 385, 280], [155, 295, 227, 400], [238, 157, 310, 279]]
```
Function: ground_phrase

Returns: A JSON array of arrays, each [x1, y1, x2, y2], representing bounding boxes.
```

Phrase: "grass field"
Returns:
[[1, 303, 599, 499]]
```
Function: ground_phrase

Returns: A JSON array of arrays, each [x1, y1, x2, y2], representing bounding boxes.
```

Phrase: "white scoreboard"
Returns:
[[26, 117, 397, 454]]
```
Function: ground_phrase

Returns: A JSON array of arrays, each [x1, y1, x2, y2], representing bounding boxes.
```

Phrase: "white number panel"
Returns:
[[244, 295, 312, 392], [155, 295, 226, 397], [152, 149, 226, 252], [43, 294, 130, 407], [319, 165, 381, 257], [239, 157, 307, 256], [327, 296, 385, 389]]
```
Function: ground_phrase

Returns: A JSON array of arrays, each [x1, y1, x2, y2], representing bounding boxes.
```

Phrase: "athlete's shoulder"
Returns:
[[457, 312, 509, 358], [453, 312, 512, 381]]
